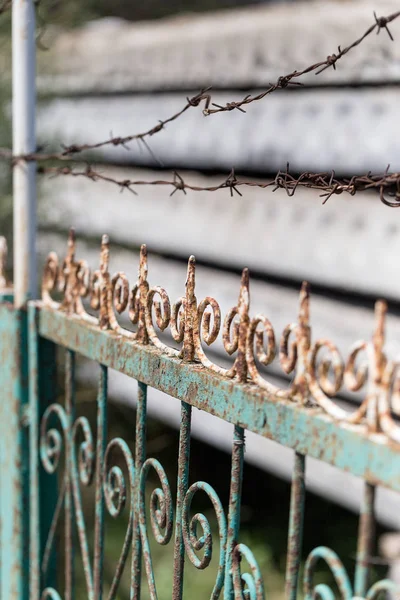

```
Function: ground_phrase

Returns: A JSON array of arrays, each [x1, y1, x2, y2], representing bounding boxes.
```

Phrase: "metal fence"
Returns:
[[2, 1, 400, 598], [1, 227, 400, 598]]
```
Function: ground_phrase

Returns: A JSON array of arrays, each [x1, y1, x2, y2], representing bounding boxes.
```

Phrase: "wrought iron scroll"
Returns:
[[38, 228, 263, 598], [37, 354, 262, 599], [34, 230, 400, 599], [42, 229, 400, 444], [36, 229, 400, 598]]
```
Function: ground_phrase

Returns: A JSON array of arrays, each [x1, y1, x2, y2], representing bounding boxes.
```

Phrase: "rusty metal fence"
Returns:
[[2, 1, 400, 599], [1, 228, 400, 598]]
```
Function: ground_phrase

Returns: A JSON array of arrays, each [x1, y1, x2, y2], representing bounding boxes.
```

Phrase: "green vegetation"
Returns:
[[0, 72, 11, 239], [41, 0, 267, 27], [1, 0, 263, 32]]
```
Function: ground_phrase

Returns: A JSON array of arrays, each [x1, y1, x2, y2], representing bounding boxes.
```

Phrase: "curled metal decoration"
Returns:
[[182, 481, 227, 600], [39, 404, 263, 599], [71, 416, 96, 598], [42, 230, 400, 443], [40, 589, 63, 600], [103, 438, 135, 600], [366, 579, 400, 600], [40, 403, 68, 475], [37, 230, 400, 600], [39, 406, 137, 600], [303, 546, 400, 600], [304, 547, 353, 600], [139, 458, 174, 599], [232, 543, 265, 600]]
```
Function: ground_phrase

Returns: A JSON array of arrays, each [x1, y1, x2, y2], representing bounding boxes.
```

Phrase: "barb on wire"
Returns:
[[36, 163, 400, 207], [1, 8, 399, 162], [1, 8, 400, 208], [0, 87, 213, 165], [203, 8, 400, 115]]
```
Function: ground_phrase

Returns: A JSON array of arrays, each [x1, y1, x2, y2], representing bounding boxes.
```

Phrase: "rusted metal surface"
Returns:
[[285, 453, 306, 600], [42, 230, 400, 443], [3, 9, 400, 206], [4, 9, 400, 146], [0, 303, 30, 600], [36, 301, 400, 489], [132, 381, 147, 598], [28, 303, 58, 598], [4, 0, 399, 597], [172, 401, 191, 600], [224, 425, 246, 599], [65, 350, 76, 600], [354, 483, 376, 597], [3, 228, 400, 598]]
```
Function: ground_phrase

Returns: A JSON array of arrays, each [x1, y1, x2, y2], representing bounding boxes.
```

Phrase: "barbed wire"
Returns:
[[37, 164, 400, 207], [1, 8, 399, 163], [0, 87, 211, 164], [202, 9, 400, 116], [1, 8, 400, 207]]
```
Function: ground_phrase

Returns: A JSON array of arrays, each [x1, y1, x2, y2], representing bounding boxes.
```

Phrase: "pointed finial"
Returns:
[[67, 227, 76, 258], [238, 268, 250, 314], [186, 255, 196, 294], [139, 244, 148, 282], [373, 299, 387, 358], [100, 234, 110, 274], [299, 281, 310, 326], [241, 267, 249, 288]]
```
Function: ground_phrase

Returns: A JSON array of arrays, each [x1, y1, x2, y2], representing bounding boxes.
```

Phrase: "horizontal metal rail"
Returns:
[[36, 303, 400, 492]]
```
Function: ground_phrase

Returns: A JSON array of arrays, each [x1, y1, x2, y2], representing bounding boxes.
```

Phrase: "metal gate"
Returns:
[[2, 1, 400, 598], [2, 227, 400, 599]]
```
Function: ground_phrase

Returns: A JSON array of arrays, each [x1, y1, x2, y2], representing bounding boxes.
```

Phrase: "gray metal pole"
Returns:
[[12, 0, 37, 307]]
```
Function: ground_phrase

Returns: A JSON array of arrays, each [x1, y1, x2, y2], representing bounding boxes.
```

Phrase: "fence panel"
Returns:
[[20, 229, 400, 599]]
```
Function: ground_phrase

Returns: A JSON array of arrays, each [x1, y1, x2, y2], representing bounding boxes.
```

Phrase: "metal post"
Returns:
[[12, 0, 37, 307], [0, 304, 29, 600]]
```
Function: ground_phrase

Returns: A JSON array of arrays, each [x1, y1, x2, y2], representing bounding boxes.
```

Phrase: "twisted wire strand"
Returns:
[[32, 164, 400, 206], [0, 8, 399, 208]]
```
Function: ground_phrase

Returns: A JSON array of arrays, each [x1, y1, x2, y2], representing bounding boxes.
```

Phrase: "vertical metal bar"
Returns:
[[65, 350, 76, 600], [38, 338, 58, 590], [28, 304, 40, 600], [172, 402, 192, 600], [0, 304, 29, 599], [93, 365, 108, 600], [224, 425, 245, 600], [285, 452, 306, 600], [28, 304, 58, 597], [12, 0, 37, 307], [354, 482, 376, 597], [132, 381, 147, 599]]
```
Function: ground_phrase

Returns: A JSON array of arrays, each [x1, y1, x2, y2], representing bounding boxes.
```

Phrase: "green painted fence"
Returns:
[[1, 229, 400, 599]]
